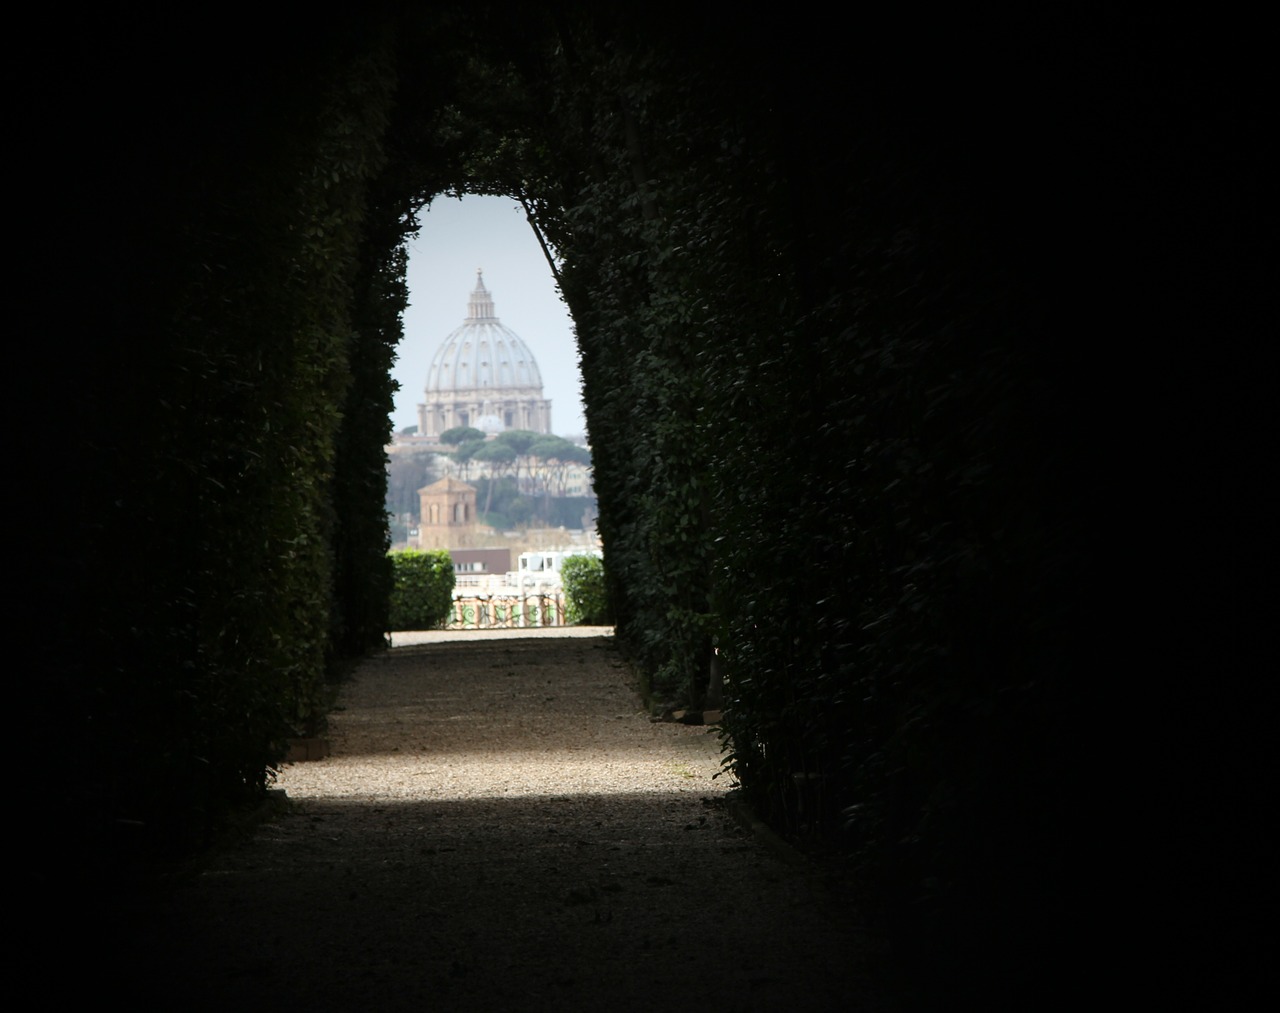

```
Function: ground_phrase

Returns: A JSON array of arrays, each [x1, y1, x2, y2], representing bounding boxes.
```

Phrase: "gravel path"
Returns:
[[102, 631, 896, 1011]]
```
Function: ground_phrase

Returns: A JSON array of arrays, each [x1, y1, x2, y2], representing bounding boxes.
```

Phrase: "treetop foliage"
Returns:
[[439, 426, 485, 445]]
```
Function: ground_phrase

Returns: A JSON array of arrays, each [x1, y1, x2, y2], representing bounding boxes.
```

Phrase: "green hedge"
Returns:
[[40, 11, 1089, 994], [560, 555, 610, 625], [36, 17, 405, 870], [388, 550, 456, 631], [446, 15, 1085, 995]]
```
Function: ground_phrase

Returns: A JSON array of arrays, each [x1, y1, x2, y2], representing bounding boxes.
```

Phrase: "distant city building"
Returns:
[[448, 547, 512, 575], [416, 477, 491, 549], [417, 270, 552, 438]]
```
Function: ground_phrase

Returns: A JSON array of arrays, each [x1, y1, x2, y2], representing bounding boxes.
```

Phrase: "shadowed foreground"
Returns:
[[57, 634, 896, 1011]]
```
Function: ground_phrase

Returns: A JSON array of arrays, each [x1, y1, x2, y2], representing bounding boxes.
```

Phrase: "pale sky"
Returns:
[[391, 194, 586, 440]]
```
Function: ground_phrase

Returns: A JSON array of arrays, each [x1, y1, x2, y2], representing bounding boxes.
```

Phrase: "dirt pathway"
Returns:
[[95, 632, 896, 1011]]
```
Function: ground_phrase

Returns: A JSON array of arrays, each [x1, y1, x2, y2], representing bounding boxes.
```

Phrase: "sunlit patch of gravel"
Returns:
[[105, 630, 896, 1013], [280, 629, 725, 805]]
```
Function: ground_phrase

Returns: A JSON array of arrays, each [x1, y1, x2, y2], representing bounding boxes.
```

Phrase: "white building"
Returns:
[[417, 270, 552, 438]]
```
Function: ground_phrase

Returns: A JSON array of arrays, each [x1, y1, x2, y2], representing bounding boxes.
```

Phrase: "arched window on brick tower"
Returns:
[[416, 477, 479, 550]]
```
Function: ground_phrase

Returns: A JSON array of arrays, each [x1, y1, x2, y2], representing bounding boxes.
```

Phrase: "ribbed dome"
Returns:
[[417, 269, 553, 438], [425, 271, 544, 394]]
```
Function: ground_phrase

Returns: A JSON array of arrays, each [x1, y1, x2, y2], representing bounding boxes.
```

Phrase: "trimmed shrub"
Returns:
[[388, 550, 455, 631], [561, 554, 610, 625]]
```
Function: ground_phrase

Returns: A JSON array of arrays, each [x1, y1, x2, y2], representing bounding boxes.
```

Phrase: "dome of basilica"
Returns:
[[417, 270, 552, 438]]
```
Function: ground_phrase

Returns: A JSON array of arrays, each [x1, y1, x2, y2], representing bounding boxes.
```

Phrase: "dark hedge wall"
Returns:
[[22, 6, 1259, 1001], [31, 13, 405, 868], [422, 9, 1107, 998]]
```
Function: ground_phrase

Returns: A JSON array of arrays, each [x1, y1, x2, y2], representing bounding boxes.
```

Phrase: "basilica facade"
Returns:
[[416, 270, 552, 438]]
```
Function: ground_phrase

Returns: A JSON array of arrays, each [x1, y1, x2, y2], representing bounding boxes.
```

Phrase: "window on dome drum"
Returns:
[[505, 411, 514, 427]]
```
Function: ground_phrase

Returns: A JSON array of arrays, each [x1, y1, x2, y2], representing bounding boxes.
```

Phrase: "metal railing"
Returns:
[[448, 592, 568, 629]]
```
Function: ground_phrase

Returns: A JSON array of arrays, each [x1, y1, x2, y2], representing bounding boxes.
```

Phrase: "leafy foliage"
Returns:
[[407, 10, 1088, 994], [439, 426, 485, 446], [38, 8, 1101, 994], [35, 13, 406, 869], [385, 449, 439, 523], [388, 550, 456, 631], [560, 555, 611, 626]]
